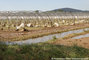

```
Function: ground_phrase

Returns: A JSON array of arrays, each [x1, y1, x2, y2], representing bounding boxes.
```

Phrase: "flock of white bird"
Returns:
[[16, 19, 86, 30]]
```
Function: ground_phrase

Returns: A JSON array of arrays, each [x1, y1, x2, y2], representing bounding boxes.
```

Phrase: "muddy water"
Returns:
[[2, 28, 89, 45]]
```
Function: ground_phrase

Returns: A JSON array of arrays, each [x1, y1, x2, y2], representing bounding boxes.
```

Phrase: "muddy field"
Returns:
[[51, 36, 89, 49], [49, 30, 89, 49], [1, 23, 89, 41]]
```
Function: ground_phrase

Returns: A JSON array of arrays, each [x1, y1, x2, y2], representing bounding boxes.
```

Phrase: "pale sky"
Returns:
[[0, 0, 89, 11]]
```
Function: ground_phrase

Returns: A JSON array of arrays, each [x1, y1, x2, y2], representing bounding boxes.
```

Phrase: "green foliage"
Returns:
[[53, 36, 57, 40], [0, 43, 89, 60]]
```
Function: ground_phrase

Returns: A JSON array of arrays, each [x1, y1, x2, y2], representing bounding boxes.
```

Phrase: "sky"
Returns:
[[0, 0, 89, 11]]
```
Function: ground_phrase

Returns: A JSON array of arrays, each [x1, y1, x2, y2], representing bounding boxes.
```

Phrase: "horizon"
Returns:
[[0, 0, 89, 11], [0, 7, 88, 12]]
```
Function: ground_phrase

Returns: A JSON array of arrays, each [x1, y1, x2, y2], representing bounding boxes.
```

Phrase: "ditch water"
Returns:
[[2, 28, 89, 45], [72, 34, 89, 39]]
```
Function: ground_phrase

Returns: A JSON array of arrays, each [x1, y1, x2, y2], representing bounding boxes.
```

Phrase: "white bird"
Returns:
[[27, 23, 32, 27], [54, 23, 59, 27], [16, 26, 21, 30], [62, 20, 65, 23], [16, 23, 24, 30], [20, 23, 24, 27]]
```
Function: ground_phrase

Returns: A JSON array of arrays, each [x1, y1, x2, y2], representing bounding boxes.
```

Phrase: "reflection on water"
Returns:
[[2, 28, 89, 45]]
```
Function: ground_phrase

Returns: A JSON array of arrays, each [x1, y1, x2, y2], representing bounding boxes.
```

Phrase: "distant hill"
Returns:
[[47, 8, 89, 12]]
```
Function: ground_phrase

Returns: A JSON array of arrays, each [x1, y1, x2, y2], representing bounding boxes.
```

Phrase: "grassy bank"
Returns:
[[0, 43, 89, 60]]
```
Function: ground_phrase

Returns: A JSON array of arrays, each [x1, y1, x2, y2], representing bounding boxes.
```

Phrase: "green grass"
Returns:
[[0, 43, 89, 60], [25, 27, 44, 30]]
